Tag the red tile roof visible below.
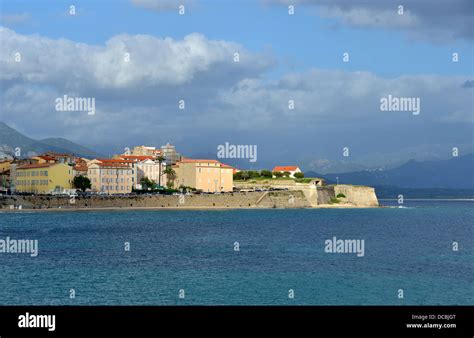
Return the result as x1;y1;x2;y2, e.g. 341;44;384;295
17;163;56;170
37;155;55;161
180;158;219;163
272;166;300;172
98;159;134;164
74;164;88;171
119;155;154;161
95;163;130;168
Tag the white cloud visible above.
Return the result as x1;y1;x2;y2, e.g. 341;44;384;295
0;28;471;166
0;27;270;92
268;0;474;42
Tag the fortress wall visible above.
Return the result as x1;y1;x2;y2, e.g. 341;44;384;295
334;185;379;207
314;186;336;205
0;185;379;210
0;191;310;210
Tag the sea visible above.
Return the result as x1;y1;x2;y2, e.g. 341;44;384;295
0;200;472;305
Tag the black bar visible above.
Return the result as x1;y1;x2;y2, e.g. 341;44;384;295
0;306;472;337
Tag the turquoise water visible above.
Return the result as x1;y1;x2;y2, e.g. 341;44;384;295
0;201;472;305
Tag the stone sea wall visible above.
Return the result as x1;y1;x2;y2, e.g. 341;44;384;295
0;185;378;210
334;185;379;207
0;190;311;210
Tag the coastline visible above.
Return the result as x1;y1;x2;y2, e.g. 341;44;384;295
1;188;380;211
0;204;379;212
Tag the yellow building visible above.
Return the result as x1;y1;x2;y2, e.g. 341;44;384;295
0;160;12;174
14;163;73;194
173;159;233;192
30;155;56;164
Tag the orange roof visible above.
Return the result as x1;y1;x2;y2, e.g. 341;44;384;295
98;159;134;164
96;163;130;168
17;163;56;169
119;155;154;161
74;164;88;171
272;166;300;172
180;158;219;163
220;163;233;168
38;155;55;161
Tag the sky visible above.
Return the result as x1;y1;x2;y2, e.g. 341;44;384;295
0;0;473;173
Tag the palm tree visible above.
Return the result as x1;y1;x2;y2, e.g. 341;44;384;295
164;166;176;189
156;155;165;188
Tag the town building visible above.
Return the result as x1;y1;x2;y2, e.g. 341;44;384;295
41;152;75;164
31;155;56;164
115;155;167;189
173;158;233;192
73;159;88;177
96;158;137;187
161;143;181;165
272;165;302;178
14;163;73;194
87;162;133;194
131;146;162;158
0;160;12;193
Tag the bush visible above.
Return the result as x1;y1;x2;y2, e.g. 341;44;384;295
294;172;304;179
273;171;283;178
234;171;250;180
282;171;291;177
329;197;340;204
336;193;346;198
73;175;91;192
295;178;312;183
260;170;272;178
247;170;260;179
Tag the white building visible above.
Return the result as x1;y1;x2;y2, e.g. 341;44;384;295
135;158;167;189
272;165;302;178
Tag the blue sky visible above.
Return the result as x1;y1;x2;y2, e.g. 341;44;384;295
0;0;473;172
3;0;473;76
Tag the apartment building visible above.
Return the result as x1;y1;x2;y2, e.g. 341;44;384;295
14;163;73;194
173;159;233;192
87;162;133;194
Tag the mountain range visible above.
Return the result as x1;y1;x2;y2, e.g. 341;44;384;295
306;154;474;190
1;122;472;191
0;122;103;159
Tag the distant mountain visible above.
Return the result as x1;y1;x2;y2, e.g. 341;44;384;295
0;122;103;159
305;154;474;189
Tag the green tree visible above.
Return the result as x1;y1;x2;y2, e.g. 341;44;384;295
73;175;91;192
273;171;283;178
156;155;165;188
140;176;155;190
294;172;304;179
164;167;176;188
233;171;243;180
240;171;249;181
247;170;260;179
260;170;272;178
282;171;291;177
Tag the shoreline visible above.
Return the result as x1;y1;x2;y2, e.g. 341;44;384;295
0;204;379;212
